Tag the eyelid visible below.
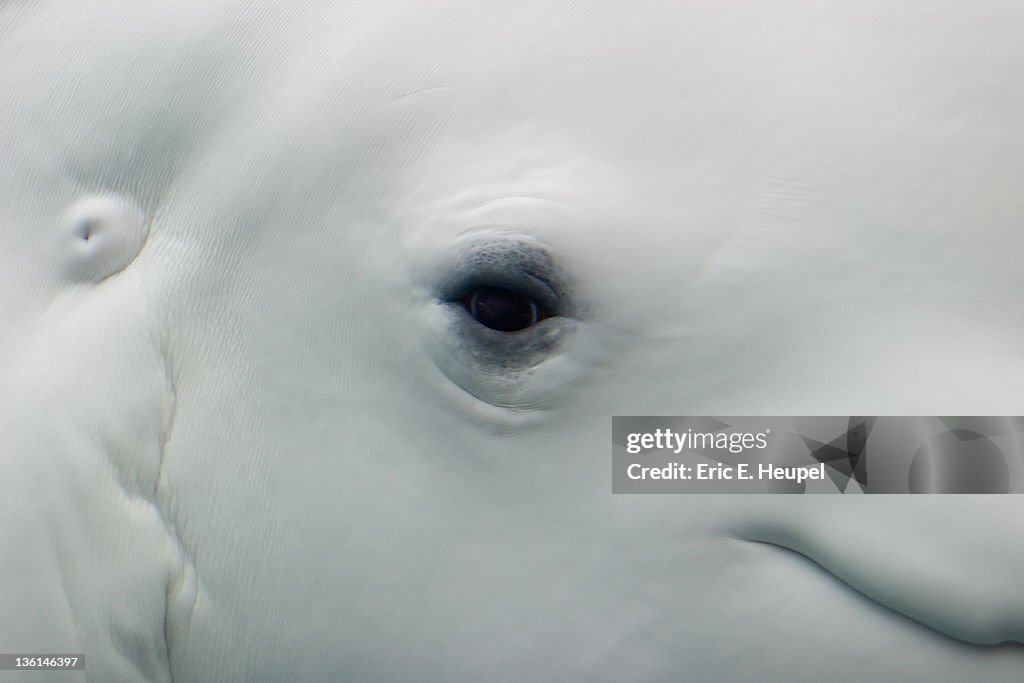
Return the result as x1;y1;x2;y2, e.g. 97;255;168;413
437;239;568;317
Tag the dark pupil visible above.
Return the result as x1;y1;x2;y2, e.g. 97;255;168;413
464;287;541;332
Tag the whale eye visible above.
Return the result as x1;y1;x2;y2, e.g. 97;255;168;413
463;287;548;332
428;238;582;405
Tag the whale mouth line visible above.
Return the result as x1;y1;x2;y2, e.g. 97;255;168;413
741;537;1024;650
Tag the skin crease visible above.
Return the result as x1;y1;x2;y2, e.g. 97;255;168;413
2;1;1024;681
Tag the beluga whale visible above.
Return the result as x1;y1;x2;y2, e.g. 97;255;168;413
2;1;1024;681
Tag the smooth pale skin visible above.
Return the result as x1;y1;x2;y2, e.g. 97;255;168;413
2;2;1024;681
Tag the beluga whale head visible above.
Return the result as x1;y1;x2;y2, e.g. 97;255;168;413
2;1;1024;681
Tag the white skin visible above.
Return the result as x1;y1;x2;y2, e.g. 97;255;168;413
2;1;1024;681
